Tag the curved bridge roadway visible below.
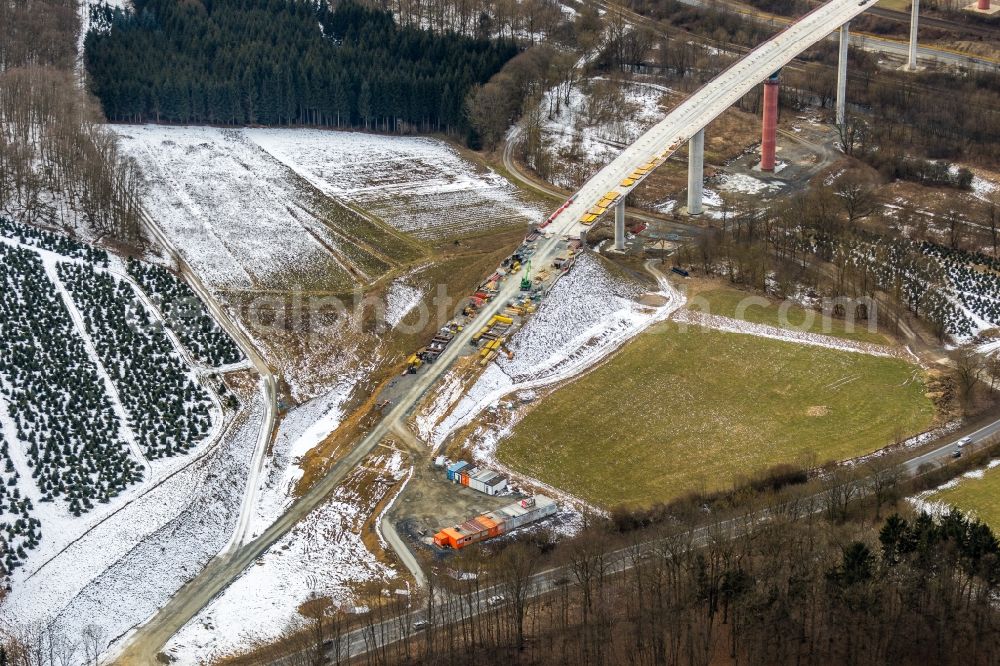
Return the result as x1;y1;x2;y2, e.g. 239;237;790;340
112;0;880;661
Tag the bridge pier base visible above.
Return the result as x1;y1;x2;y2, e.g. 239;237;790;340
907;0;919;70
614;199;626;250
760;74;779;172
836;21;849;127
687;128;705;215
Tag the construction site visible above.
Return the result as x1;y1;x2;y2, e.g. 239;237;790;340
404;225;582;376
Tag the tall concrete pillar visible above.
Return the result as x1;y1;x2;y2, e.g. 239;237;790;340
614;199;626;251
760;73;780;172
908;0;919;70
836;22;849;127
687;128;705;215
978;0;990;11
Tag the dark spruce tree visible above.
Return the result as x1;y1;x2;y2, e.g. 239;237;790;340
84;0;517;138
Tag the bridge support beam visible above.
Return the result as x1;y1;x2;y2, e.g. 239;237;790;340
614;199;626;251
978;0;990;11
760;75;779;172
687;128;705;215
907;0;919;70
836;22;849;127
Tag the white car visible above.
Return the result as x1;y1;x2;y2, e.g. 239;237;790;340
957;436;972;448
486;595;505;607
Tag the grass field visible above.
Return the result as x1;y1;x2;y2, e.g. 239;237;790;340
928;464;1000;529
497;323;934;508
692;287;891;345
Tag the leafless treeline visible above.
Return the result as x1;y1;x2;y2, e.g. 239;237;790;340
1;0;145;244
0;620;106;666
367;0;568;42
0;0;79;73
235;475;1000;666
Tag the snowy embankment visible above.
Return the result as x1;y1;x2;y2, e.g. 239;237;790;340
416;254;682;461
672;310;908;359
907;458;1000;519
249;381;356;537
385;278;426;329
165;448;406;664
244;128;546;240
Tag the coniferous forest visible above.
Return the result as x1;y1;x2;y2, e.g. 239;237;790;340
84;0;519;136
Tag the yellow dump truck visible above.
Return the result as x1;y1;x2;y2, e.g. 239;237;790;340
406;354;423;373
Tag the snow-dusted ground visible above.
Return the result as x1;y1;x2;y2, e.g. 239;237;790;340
385;278;426;329
114;125;362;292
672;310;908;359
165;448;406;664
416;254;681;452
543;80;670;190
245;128;546;239
717;172;784;196
908;458;1000;519
2;389;264;656
249;381;356;538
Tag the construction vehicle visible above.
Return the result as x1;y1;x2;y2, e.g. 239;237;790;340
406;354;423;373
520;261;532;291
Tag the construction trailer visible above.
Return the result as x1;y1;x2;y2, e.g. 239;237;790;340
446;460;470;481
432;496;558;549
447;461;509;496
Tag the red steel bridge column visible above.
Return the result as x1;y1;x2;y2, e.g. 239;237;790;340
978;0;990;11
760;72;780;172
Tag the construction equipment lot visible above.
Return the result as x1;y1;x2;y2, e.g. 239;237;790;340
385;460;520;561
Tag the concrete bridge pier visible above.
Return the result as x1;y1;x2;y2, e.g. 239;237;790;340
907;0;919;70
760;73;780;171
836;21;849;127
614;198;626;250
687;128;705;215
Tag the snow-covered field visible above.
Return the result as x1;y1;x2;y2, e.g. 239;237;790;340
245;128;546;240
114;125;365;292
165;447;406;664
